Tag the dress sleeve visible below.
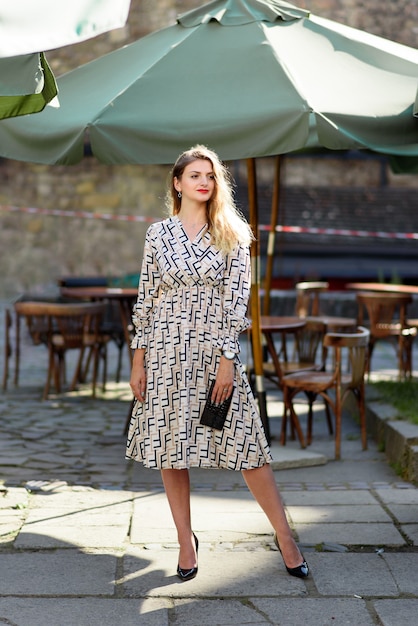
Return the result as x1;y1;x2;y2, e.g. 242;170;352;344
130;225;160;350
218;243;251;354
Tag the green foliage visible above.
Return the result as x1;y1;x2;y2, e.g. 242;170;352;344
369;380;418;425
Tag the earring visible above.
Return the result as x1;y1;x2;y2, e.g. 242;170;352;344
178;192;182;199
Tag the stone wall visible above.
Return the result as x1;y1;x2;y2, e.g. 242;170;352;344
1;0;417;297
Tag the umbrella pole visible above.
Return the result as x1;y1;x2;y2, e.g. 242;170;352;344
263;155;281;315
247;158;270;443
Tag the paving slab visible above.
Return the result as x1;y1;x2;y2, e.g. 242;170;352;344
282;490;380;505
287;504;392;523
383;503;418;523
172;598;271;625
382;553;418;595
400;523;418;544
374;599;418;626
305;553;399;597
375;487;418;504
251;598;376;626
0;552;118;596
269;442;327;469
296;521;406;546
0;598;170;626
131;491;273;544
14;524;129;548
277;458;399;483
123;548;307;598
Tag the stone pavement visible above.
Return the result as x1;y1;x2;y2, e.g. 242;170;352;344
1;303;418;625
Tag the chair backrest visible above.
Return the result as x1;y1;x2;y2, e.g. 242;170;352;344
294;319;327;365
47;302;106;349
324;326;370;387
14;301;106;348
295;281;329;317
356;292;412;334
14;300;53;345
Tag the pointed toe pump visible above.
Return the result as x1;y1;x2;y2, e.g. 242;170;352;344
274;533;309;579
177;533;199;582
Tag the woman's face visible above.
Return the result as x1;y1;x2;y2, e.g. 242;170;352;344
174;159;215;204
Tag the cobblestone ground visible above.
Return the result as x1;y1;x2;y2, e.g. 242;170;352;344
1;300;417;626
1;299;415;491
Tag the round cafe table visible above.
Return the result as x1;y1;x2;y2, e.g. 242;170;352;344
259;315;307;333
346;282;418;295
306;315;357;332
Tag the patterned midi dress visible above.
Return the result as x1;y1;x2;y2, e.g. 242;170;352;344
125;216;272;470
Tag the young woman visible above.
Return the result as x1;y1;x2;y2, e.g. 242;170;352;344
127;145;308;582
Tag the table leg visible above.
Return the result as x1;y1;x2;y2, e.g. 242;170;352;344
14;312;21;386
2;309;12;391
118;298;134;369
264;331;306;448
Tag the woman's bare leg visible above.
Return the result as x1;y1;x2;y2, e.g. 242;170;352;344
160;468;197;569
242;464;304;568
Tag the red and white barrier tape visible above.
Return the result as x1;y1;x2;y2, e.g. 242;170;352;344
0;204;157;223
262;224;418;240
1;204;418;240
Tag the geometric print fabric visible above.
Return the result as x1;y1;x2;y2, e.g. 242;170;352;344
125;216;272;470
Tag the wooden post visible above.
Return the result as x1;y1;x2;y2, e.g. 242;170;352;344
247;157;270;443
263;155;281;315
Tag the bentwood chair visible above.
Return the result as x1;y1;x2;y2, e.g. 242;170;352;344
281;327;369;459
14;300;51;387
356;292;417;379
14;301;108;399
263;319;327;381
295;281;329;317
261;319;330;446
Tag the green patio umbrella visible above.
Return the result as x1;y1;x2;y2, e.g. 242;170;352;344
0;0;131;120
0;53;58;120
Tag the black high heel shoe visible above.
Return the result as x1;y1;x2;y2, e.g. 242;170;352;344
274;533;309;579
177;533;199;582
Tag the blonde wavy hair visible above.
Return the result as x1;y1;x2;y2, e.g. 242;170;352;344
166;145;254;254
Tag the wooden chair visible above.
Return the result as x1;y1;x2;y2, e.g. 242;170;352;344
263;319;327;381
356;292;417;379
14;300;52;387
14;301;108;399
2;308;12;391
261;319;331;445
295;281;329;317
281;327;369;459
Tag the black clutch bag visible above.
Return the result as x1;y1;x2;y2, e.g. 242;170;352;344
200;380;233;430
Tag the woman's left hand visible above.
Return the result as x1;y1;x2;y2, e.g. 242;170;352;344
212;356;235;403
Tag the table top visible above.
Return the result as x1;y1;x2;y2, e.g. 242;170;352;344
61;286;138;299
258;316;306;332
306;315;357;329
346;282;418;295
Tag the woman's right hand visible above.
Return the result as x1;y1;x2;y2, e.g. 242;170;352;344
130;349;147;402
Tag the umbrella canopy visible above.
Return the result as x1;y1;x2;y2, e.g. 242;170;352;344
0;1;131;57
0;0;417;164
0;53;58;120
0;0;131;120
